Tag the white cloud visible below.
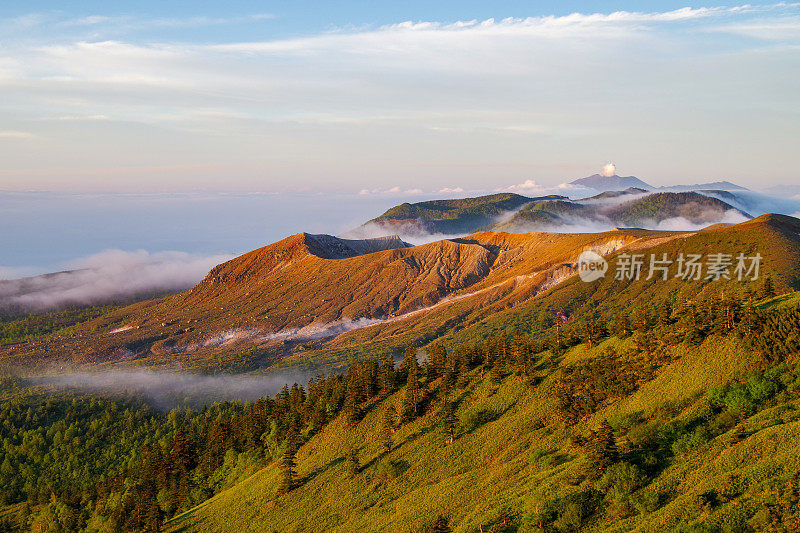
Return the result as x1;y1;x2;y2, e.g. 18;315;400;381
0;4;799;191
358;186;426;196
12;12;276;33
499;179;545;194
439;187;464;193
0;249;234;311
0;131;36;139
703;17;800;39
55;114;109;121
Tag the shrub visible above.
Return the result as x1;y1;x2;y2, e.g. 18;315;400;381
600;462;647;517
530;490;601;532
671;426;711;456
634;489;660;514
374;459;408;483
461;409;496;431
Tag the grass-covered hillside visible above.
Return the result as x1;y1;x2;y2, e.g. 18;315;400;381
362;189;750;236
364;193;563;235
165;292;800;532
493;192;749;233
0;218;798;531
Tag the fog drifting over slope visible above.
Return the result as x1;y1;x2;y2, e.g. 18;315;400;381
32;369;315;410
2;188;798;312
348;190;763;244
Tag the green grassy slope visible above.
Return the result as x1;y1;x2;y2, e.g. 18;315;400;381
365;193;562;234
167;298;800;532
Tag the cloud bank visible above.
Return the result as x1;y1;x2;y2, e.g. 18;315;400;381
0;249;234;313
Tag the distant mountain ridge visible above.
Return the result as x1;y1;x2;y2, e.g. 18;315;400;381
570;173;747;193
358;188;750;237
494;190;751;232
660;181;747;191
570;173;652;191
359;193;566;236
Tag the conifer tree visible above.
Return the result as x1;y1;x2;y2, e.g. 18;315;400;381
424;515;452;533
381;405;396;453
346;447;359;477
762;275;776;299
401;346;421;422
635;308;651;333
379;352;396;397
278;432;298;495
427;344;448;379
613;309;631;338
583;316;604;349
442;400;457;444
343;396;361;427
659;302;673;326
401;344;418;376
584;419;618;474
402;370;420;422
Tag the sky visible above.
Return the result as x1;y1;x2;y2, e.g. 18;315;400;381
0;190;400;272
0;1;798;194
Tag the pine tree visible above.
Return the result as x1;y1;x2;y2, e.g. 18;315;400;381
762;275;776;299
379;352;396;397
635;308;651;333
346;447;359;477
344;398;361;427
427;344;448;379
277;432;298;495
441;359;456;394
401;346;421;422
584;419;618;475
739;301;758;337
401;344;418;376
490;363;505;385
442;400;457;444
659;302;673;326
381;405;396;453
583;316;604;349
456;351;471;387
424;515;452;533
613;310;631;338
635;331;656;357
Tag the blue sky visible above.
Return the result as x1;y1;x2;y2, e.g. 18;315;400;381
0;2;751;39
0;1;799;194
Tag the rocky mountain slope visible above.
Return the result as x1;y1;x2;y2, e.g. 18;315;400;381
2;215;798;374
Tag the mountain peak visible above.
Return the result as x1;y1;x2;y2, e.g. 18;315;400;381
570;173;653;191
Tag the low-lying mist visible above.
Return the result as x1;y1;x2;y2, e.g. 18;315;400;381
31;369;316;410
344;221;466;245
0;249;235;313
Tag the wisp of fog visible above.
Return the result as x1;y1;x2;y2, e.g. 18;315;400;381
32;369;317;410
